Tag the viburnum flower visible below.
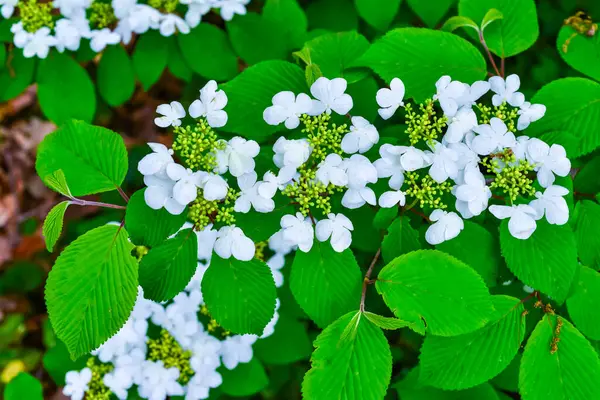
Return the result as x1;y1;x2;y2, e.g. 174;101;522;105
220;335;255;370
138;143;174;179
376;77;405;120
511;135;531;161
189;80;228;128
23;27;57;59
190;333;222;369
235;172;276;213
280;212;314;252
379;189;406;208
201;173;229;201
489;204;539;239
309;77;353;116
215;137;259;178
315;213;354;252
159;14;190;36
489;74;525;107
144;175;186;215
214;226;255;261
316;154;348;186
184;0;212;28
470;118;516;155
273;137;312;175
185;365;222;400
218;0;250;21
137;361;184;400
166;164;204;206
434;75;467;117
154;101;186;128
103;368;134;399
126;5;162;35
53;0;90;17
374;145;430;189
342;187;377;209
529;185;569;225
453;166;492;218
526;139;570;188
89;28;121;53
269;229;296;255
63;368;92;400
427;141;460;183
263;91;313;129
517;102;546;130
425;209;464;245
343;154;378;189
444;108;478;144
456;80;490;108
0;0;18;18
449;141;480;171
342;116;379;154
54;19;83;52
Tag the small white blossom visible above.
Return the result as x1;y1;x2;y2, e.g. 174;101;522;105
315;213;353;252
155;101;186;128
444;108;478;144
489;74;525;107
53;0;90;17
342;187;376;209
434;75;467;117
63;368;92;400
379;189;406;208
137;361;184;400
215;137;259;177
511;135;531;161
143;175;186;215
185;1;212;28
427;141;460;183
189;80;228;128
54;18;83;52
263;91;313;129
11;23;31;49
489;204;539;240
517;102;546;130
201;173;229;201
273;137;312;178
526;139;571;188
315;153;348;187
138;143;174;179
166;163;204;206
448;142;480;172
280;212;314;252
425;209;464;245
453;165;491;218
214;226;255;261
342;116;379;154
309;77;353;116
376;77;405;120
374;145;431;190
269;229;296;255
159;14;190;36
529;185;569;225
470;118;516;155
23;27;57;59
185;366;222;400
266;253;285;287
90;28;121;52
0;0;18;18
217;0;250;21
456;80;490;108
127;5;162;34
343;154;378;189
220;334;255;370
235;172;276;213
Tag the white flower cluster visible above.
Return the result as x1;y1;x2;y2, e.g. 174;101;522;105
374;74;570;242
4;0;250;58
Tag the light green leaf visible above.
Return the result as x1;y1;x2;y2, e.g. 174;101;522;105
305;63;323;87
4;373;43;400
499;220;577;303
220;358;269;396
44;169;71;197
566;265;600;340
36;120;128;196
0;49;36;102
557;25;600;82
573;200;600;269
305;0;358;32
527;78;600;158
409;0;458;28
353;28;487;102
125;189;187;248
441;15;480;33
363;312;425;334
290;241;362;328
263;0;308;50
355;0;401;30
481;8;504;31
37;52;96;124
375;250;494;336
178;24;238;81
139;229;198;302
419;295;525;390
302;311;392;400
221;60;307;141
46;225;138;359
436;221;500;287
396;369;501;400
459;0;539;57
202;256;277;335
254;314;312;365
132;31;168;90
97;45;135;106
381;216;421;264
227;12;288;65
519;315;600;400
43;201;70;253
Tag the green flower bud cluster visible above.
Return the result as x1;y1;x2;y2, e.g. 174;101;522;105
254;241;267;262
188;188;238;230
282;167;342;217
89;1;117;29
405;171;453;210
148;0;179;13
477;102;520;132
406;99;447;146
147;329;194;385
19;0;54;33
172;119;225;172
301;113;345;162
200;305;231;338
483;150;536;202
85;357;113;400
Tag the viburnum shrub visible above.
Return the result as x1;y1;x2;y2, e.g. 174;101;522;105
25;0;600;399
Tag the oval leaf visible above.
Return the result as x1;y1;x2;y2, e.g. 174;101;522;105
97;45;136;106
566;265;600;340
43;201;70;252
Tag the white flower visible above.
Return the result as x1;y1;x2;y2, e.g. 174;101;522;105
159;14;190;36
263;91;313;129
214;226;255;261
217;0;250;21
54;18;83;52
154;101;186;128
470;118;516;155
189;80;228;128
434;75;467;117
309;77;353;116
489;74;525;107
23;27;57;59
0;0;18;18
268;229;296;255
138;143;174;179
144;175;186;215
215;137;259;177
220;335;255;370
315;213;353;252
166;164;204;205
376;77;405;120
511;135;531;161
448;142;480;172
53;0;90;18
342;116;379;154
342;154;378;189
185;366;222;400
456;80;490;108
427;141;460;183
379;190;406;208
190;332;222;369
526;139;570;188
90;28;121;52
127;5;162;34
280;212;314;252
453;165;491;218
517;102;546;130
235;172;276;213
489;204;539;239
195;224;218;261
267;253;285;287
138;361;184;400
112;0;136;19
273;137;312;176
444;108;477;144
529;185;569;225
315;154;348;186
63;368;92;400
11;23;31;49
103;368;134;400
185;1;212;28
342;187;376;209
201;173;229;201
425;209;464;245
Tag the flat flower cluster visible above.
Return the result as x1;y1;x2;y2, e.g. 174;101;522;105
2;0;250;58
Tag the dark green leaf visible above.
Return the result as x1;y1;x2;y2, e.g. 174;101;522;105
132;31;169;90
573;200;600;269
4;373;42;400
254;314;312;365
566;265;600;340
220;358;269;396
97;45;135;106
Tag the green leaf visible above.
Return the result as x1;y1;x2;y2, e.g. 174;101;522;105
44;169;72;197
527;78;600;158
302;311;392;400
419;295;525;390
46;225;138;359
167;37;192;82
36;120;128;196
306;0;358;32
202;256;277;335
409;0;458;28
43;340;87;386
0;49;36;102
574;155;600;195
381;216;421;264
353;28;487;102
227;12;288;65
396;369;502;400
499;220;577;303
132;31;168;90
481;8;504;31
43;201;70;252
436;221;500;287
178;24;238;81
290;241;362;328
4;373;43;400
491;352;521;392
97;45;136;106
355;0;401;30
573;200;600;269
557;25;600;82
566;265;600;340
263;0;308;50
139;228;198;302
373;207;398;231
458;0;539;57
37;52;96;124
363;312;425;334
375;250;494;336
519;315;600;400
254;314;312;365
220;358;269;396
235;198;294;242
125;189;187;247
221;60;306;141
441;15;480;33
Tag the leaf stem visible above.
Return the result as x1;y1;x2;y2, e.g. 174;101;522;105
359;248;381;313
117;187;130;203
478;30;502;77
70;198;126;210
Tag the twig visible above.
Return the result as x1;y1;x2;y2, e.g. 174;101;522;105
478;31;502;77
501;56;505;77
117;187;130;203
69;198;126;210
359;248;381;312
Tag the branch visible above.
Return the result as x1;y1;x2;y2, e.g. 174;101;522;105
117;187;130;203
359;248;381;313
